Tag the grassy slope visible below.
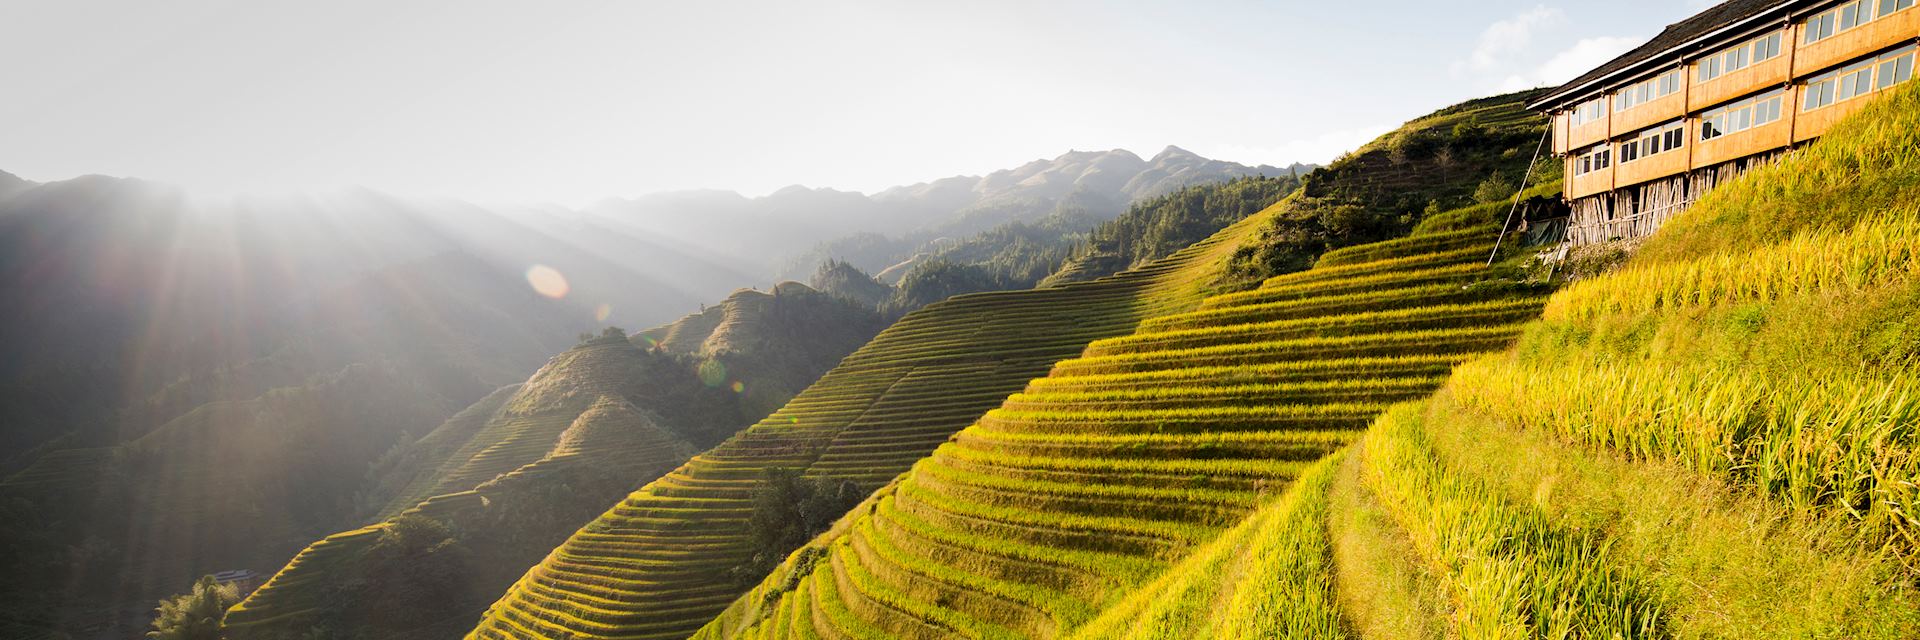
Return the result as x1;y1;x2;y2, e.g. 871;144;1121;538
696;216;1548;639
223;339;699;636
463;200;1272;640
1220;89;1551;288
1072;82;1920;639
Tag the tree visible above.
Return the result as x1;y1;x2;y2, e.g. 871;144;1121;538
147;575;241;640
730;468;863;586
1473;172;1517;205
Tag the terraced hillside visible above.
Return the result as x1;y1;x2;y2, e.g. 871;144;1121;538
464;200;1277;640
1054;82;1920;639
634;282;891;427
691;222;1549;639
224;338;700;638
226;282;881;638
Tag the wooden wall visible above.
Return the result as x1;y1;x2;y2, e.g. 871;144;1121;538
1567;158;1615;200
1794;7;1920;76
1696;114;1794;167
1690;29;1795;110
1617;88;1687;132
1617;143;1691;186
1795;90;1880;141
1568;112;1610;150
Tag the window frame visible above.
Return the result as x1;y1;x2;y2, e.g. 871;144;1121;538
1572;97;1609;126
1801;45;1918;112
1615;69;1685;112
1616;121;1686;165
1802;0;1910;45
1697;30;1786;83
1572;145;1613;176
1700;89;1786;141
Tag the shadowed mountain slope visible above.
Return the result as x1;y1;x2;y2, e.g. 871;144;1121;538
221;284;883;639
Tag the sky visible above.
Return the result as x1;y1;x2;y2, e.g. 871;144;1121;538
0;0;1716;205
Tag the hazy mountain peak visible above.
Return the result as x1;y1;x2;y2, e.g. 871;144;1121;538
0;170;28;200
1151;145;1200;162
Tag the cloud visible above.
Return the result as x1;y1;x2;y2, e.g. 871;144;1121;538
1454;6;1566;76
1505;36;1643;90
1205;123;1399;166
1454;6;1643;93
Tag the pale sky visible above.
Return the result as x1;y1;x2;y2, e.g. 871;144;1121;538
1;0;1710;205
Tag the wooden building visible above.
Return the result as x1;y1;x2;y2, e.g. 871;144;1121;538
1531;0;1917;245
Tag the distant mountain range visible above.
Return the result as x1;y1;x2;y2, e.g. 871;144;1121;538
582;146;1312;281
0;146;1303;636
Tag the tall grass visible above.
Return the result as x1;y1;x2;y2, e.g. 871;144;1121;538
1356;404;1665;638
1450;356;1920;547
1545;213;1920;322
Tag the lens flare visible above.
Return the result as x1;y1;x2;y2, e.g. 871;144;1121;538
730;381;745;393
594;303;612;322
525;265;569;299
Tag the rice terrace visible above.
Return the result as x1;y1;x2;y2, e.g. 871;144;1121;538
2;0;1918;638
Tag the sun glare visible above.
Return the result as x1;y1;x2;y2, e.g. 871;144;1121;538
525;264;569;299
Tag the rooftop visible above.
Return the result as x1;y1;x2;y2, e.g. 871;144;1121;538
1529;0;1796;110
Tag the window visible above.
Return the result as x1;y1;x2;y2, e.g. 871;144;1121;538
1698;31;1785;82
1804;75;1838;110
1572;97;1608;125
1805;12;1836;43
1838;62;1876;100
1840;0;1870;30
1802;46;1917;111
1617;121;1686;164
1803;0;1908;44
1879;50;1916;89
1701;90;1785;140
1573;146;1612;176
1615;69;1685;111
1754;33;1782;61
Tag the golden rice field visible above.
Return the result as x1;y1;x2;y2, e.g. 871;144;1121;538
686;221;1548;640
461;205;1276;640
1047;80;1920;640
